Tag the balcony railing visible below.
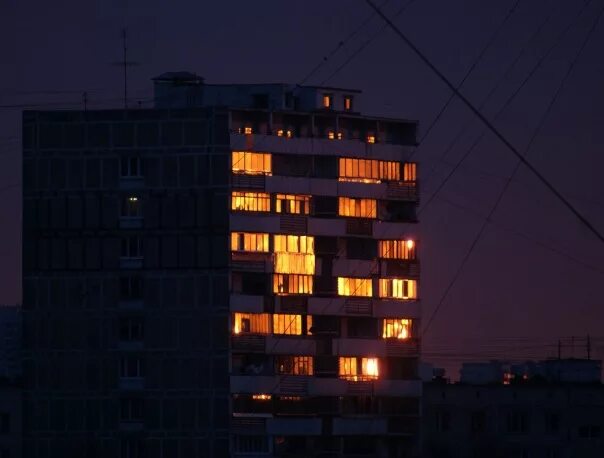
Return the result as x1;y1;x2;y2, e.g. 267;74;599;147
386;181;419;201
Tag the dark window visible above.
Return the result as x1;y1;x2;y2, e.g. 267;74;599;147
120;156;142;177
341;396;376;415
507;411;529;434
121;236;142;258
343;436;375;454
545;412;560;434
0;413;9;434
272;154;312;176
314;236;338;255
579;425;601;439
346;237;376;260
380;200;417;222
436;410;450;432
313;155;337;178
347;317;377;338
120;398;144;421
313;196;338;217
120;356;144;378
232;272;267;295
119;317;144;342
471;411;486;433
252;94;269;109
234;435;269;453
119;276;142;300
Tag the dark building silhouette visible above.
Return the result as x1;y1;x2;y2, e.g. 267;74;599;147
423;359;604;458
22;73;421;457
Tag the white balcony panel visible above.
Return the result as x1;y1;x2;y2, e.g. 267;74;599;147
120;258;143;269
265;176;337;196
373;221;419;239
230;134;415;162
119;217;144;229
332;259;375;277
118;299;144;310
266;418;322;436
307;297;347;316
374;379;422;397
119;377;145;391
231;375;277;394
373;300;421;319
230;294;265;313
230;214;280;233
333;417;387;435
337;181;388;200
308;378;348;396
333;338;386;357
265;336;316;355
307;218;346;237
119;177;144;190
266;176;387;200
118;341;143;351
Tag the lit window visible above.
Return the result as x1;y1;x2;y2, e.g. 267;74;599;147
121;156;142;177
382;319;412;339
231;232;270;252
275;194;310;215
122;196;141;217
277;129;284;137
403;162;417;182
233;312;270;334
286;130;293;138
339;357;379;381
121;236;142;258
344;95;353;111
337;277;372;297
379;240;416;260
277;356;314;375
272;314;312;335
252;394;272;401
367;135;376;144
244;126;253;135
274;253;315;274
323;94;333;109
273;235;314;254
231;191;271;212
339;158;400;183
328;131;335;140
379;279;418;300
338;197;377;218
273;274;313;295
232;151;272;175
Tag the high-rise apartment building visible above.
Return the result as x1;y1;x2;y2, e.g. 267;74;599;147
22;72;421;457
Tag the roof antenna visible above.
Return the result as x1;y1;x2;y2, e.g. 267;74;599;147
112;28;140;109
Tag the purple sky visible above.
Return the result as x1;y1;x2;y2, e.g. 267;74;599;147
3;0;604;378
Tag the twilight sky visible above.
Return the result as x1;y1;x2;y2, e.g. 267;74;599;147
2;0;604;377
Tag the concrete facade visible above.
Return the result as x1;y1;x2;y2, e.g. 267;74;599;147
23;74;421;457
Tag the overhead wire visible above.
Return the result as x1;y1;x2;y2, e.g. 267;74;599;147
365;0;604;244
421;1;604;337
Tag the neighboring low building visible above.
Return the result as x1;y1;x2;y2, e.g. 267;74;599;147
423;359;604;458
0;306;22;458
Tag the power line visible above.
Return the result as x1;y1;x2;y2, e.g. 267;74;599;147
365;0;604;244
411;0;523;151
418;0;560;186
421;1;604;337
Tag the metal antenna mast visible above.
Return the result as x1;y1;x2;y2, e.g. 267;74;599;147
112;28;139;109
